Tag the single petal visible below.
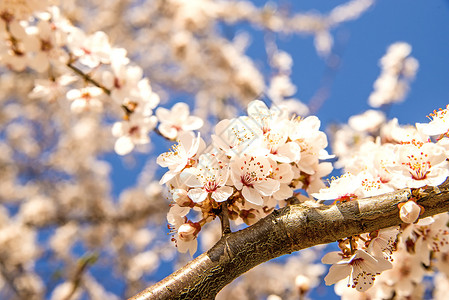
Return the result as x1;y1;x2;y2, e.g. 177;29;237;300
156;107;171;121
180;169;202;187
253;178;280;196
187;188;208;203
272;184;293;200
115;136;134;155
182;116;204;131
172;102;190;120
242;186;263;206
158;124;178;140
324;264;351;286
275;142;301;163
212;186;233;202
322;251;344;264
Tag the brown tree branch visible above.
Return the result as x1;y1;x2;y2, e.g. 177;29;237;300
129;180;449;300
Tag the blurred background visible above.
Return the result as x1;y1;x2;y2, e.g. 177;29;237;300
0;0;448;299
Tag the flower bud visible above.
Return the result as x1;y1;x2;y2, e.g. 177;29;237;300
178;222;200;242
399;200;421;224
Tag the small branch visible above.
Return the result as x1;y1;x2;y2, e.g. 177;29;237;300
129;179;449;300
62;253;98;300
218;203;231;236
66;62;111;95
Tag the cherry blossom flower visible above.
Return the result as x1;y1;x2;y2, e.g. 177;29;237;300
261;121;301;163
391;140;448;188
230;154;280;206
416;105;449;137
269;160;294;200
27;19;68;72
348;110;386;133
68;29;111;68
157;132;205;184
247;99;284;134
156;102;204;140
368;42;418;108
366;227;399;261
66;86;104;113
166;205;198;256
181;153;233;203
112;114;157;156
211;117;262;158
377;248;425;298
409;213;449;266
312;172;361;201
28;75;77;101
301;162;333;194
102;60;143;104
322;249;392;292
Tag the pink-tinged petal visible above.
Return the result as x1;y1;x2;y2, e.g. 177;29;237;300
272;184;293;200
180;169;202;187
158;123;178;140
253;178;280;196
273;163;294;183
167;213;184;227
177;239;197;257
242;186;263;206
247;100;269;118
182;116;204;131
349;268;374;292
230;166;243;190
276;142;301;163
178;132;196;153
167;205;190;222
115;136;134;155
415;237;430;266
322;251;344;264
353;250;379;266
155;106;170;120
416;217;434;226
212;186;233;202
215;166;230;186
376;257;393;271
171;102;190;120
188;188;208;203
324;264;351;286
159;170;177;185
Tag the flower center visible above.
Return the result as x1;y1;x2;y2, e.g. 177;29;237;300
241;173;255;187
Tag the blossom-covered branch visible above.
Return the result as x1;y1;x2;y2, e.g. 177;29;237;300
131;179;449;300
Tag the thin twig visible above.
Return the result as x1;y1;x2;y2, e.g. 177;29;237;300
66;62;111;95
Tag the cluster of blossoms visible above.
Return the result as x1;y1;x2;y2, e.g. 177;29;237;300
312;104;449;294
368;42;419;108
158;99;333;255
158;95;449;295
0;3;203;156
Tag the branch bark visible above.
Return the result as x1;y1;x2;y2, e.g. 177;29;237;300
129;180;449;300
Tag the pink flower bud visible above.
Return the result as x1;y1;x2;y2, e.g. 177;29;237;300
399;200;421;224
178;222;200;242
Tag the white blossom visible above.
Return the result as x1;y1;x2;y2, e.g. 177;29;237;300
156;102;203;140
